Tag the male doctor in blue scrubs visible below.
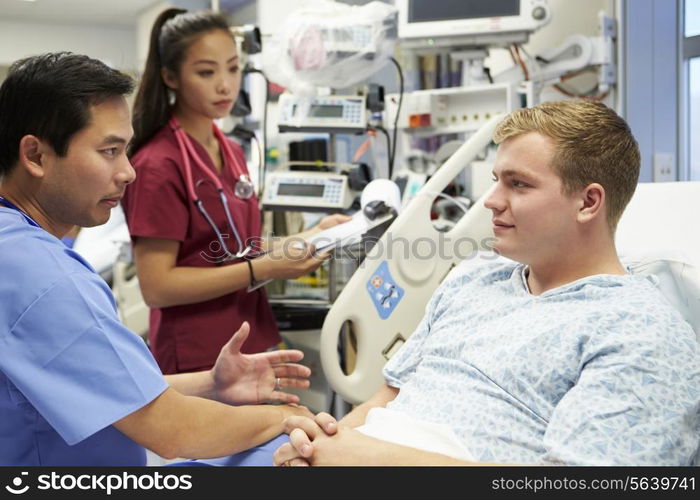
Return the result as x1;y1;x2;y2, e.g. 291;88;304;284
0;52;311;466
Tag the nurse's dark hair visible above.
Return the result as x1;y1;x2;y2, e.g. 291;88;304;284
130;8;232;155
0;52;133;177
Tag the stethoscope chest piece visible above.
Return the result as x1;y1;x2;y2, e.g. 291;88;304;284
234;174;255;200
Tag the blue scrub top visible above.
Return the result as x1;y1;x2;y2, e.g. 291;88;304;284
0;208;168;465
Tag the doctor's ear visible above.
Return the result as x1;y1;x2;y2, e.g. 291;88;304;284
576;183;605;224
17;135;49;178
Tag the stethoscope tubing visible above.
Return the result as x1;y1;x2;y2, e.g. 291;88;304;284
169;117;252;259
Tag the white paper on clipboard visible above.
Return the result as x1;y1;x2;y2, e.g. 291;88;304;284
248;212;393;293
303;211;393;252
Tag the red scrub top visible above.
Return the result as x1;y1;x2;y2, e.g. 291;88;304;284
122;124;280;374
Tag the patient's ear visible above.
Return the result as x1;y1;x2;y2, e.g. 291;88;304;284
577;183;605;224
17;135;48;178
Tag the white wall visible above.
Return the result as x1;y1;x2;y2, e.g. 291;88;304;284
0;18;137;70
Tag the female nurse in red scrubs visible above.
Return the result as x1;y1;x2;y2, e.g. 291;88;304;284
124;8;347;374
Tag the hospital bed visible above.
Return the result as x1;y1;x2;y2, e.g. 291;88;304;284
320;117;700;421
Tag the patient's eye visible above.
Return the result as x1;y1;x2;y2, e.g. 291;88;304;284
512;180;528;188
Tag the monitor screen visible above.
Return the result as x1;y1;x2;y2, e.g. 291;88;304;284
309;104;344;118
277;183;326;197
408;0;520;23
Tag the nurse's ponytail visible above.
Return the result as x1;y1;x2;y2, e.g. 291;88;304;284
130;8;232;155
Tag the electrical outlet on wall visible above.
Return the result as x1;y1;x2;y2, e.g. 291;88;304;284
653;153;676;182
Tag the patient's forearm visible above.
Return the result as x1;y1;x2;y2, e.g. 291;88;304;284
365;440;510;466
365;441;478;466
338;402;374;428
339;384;399;428
310;427;485;466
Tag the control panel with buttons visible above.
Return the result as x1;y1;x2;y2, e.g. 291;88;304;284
262;171;354;212
366;261;404;320
278;94;368;134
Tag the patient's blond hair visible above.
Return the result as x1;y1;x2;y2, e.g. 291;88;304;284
493;100;640;231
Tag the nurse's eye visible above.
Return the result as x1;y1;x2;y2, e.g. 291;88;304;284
198;70;214;77
229;65;239;74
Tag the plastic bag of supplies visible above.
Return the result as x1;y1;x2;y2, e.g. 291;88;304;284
264;0;397;96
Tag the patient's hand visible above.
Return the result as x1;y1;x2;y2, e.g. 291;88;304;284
275;420;388;466
274;413;338;466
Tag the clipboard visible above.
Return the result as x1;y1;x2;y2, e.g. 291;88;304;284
247;211;393;292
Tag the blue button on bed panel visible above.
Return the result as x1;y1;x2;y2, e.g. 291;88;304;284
366;260;404;320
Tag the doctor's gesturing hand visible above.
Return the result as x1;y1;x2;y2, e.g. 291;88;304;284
211;321;311;405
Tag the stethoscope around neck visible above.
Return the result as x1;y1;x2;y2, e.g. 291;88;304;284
169;116;255;260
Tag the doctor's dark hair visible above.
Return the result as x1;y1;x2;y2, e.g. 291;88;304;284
130;8;233;155
0;52;134;177
493;100;641;232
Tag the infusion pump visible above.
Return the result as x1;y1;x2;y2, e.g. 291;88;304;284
278;94;368;134
262;170;355;212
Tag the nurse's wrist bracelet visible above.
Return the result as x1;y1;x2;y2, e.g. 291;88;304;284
246;259;260;287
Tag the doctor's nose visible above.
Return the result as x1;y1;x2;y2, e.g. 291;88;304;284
116;157;136;185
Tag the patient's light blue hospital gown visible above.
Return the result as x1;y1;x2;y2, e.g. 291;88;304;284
383;257;700;465
0;208;168;465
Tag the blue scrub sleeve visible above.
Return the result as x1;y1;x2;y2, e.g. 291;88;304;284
0;272;168;445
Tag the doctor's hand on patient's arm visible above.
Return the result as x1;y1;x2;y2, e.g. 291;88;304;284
115;388;314;460
210;321;311;405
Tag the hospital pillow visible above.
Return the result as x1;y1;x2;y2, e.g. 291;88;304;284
615;182;700;342
620;249;700;342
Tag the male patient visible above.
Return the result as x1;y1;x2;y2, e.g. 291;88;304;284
274;100;700;466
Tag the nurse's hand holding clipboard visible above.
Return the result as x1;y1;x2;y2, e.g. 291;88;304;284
211;321;311;405
249;213;352;284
